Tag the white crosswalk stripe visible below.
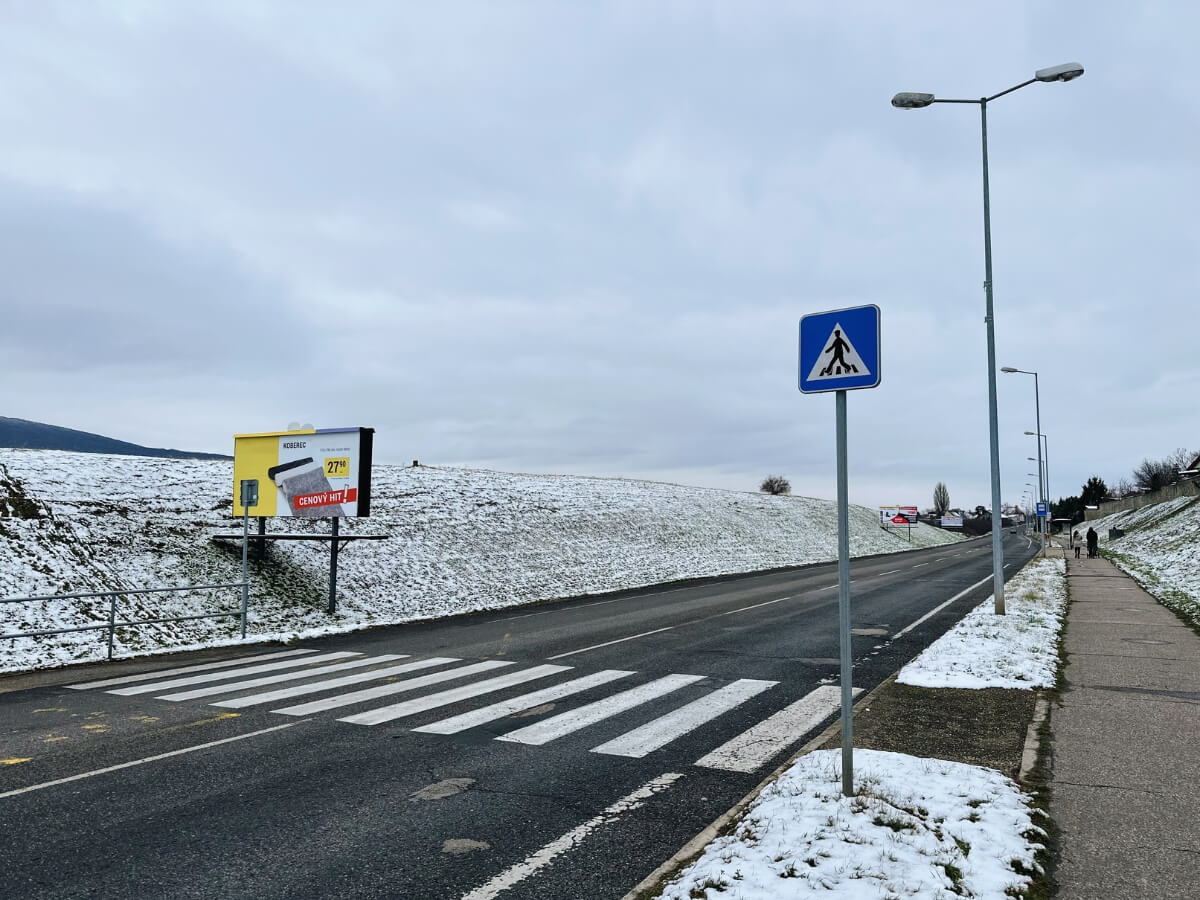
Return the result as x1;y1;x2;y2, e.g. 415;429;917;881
157;655;408;701
693;684;862;772
272;660;514;716
413;669;635;735
496;673;706;746
590;678;777;759
70;648;856;773
212;657;460;708
338;664;572;726
66;649;320;690
108;652;363;696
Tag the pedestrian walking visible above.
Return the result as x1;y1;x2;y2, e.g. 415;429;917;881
1073;529;1082;559
1086;526;1098;558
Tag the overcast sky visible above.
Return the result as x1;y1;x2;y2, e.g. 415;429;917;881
2;1;1196;509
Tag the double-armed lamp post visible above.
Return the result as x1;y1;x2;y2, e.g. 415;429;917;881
893;63;1083;614
1003;366;1047;556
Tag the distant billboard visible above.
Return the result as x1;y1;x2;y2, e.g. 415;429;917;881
941;516;964;529
233;427;374;517
880;506;918;526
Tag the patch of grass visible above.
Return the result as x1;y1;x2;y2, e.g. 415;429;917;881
688;876;729;897
940;861;965;893
953;837;971;857
873;815;915;833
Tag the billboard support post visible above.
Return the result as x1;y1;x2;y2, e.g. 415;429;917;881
328;517;340;615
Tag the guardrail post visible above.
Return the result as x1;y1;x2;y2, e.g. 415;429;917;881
107;594;117;659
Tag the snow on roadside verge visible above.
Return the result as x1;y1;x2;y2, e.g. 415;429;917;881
657;555;1067;899
660;749;1045;900
897;556;1067;690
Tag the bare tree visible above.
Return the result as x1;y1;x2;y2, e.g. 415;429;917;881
760;475;791;495
1133;448;1196;492
932;482;950;516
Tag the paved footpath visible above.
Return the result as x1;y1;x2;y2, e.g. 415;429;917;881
1051;554;1200;898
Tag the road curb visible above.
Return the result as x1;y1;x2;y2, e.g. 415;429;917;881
623;673;900;900
1018;692;1051;783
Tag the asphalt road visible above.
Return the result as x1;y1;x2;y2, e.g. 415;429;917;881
0;531;1037;899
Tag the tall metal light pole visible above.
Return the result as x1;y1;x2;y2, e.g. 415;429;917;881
1027;430;1050;543
1003;367;1046;556
893;63;1083;614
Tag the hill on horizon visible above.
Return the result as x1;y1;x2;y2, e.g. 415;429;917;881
0;417;230;460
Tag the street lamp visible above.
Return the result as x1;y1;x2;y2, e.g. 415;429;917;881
1004;366;1047;556
894;63;1083;615
1025;430;1050;526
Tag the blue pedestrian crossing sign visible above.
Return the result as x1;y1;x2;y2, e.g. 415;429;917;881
798;304;881;393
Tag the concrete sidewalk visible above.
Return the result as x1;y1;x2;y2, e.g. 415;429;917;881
1050;554;1200;898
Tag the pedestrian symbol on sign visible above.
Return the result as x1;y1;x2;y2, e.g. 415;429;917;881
805;323;871;383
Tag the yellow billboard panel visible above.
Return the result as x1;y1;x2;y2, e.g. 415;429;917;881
232;427;374;517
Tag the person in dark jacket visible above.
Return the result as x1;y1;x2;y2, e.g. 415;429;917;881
1086;526;1098;558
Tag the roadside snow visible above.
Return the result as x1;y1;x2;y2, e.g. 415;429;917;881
897;556;1067;689
660;749;1045;900
659;554;1067;899
0;449;962;672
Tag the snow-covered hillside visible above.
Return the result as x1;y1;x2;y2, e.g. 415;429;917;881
0;449;962;672
1081;494;1200;625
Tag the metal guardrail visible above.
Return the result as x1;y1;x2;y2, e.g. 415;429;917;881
1;582;248;660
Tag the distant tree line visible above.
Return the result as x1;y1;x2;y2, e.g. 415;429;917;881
1050;446;1196;526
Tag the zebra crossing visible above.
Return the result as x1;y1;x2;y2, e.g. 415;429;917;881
67;648;857;773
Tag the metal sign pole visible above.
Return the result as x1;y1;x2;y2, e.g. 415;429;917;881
799;303;879;799
835;389;854;796
241;506;250;638
238;479;258;640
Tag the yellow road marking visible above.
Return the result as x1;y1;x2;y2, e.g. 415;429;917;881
2;758;32;765
42;736;68;743
130;715;161;723
82;724;109;733
187;713;241;727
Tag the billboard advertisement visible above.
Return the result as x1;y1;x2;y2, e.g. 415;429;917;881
232;427;374;517
879;506;919;526
941;516;964;529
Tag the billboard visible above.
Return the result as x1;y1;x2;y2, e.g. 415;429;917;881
233;427;374;517
941;516;964;529
879;506;918;526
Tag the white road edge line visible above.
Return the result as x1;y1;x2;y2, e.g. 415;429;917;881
892;573;994;640
721;596;789;616
0;721;306;800
460;772;683;900
546;626;674;660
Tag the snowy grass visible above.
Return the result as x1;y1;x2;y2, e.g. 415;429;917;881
0;449;962;672
660;749;1045;900
1079;495;1200;627
897;557;1068;690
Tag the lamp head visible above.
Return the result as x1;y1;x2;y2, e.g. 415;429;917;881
1000;367;1018;373
1035;62;1085;83
891;92;935;109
